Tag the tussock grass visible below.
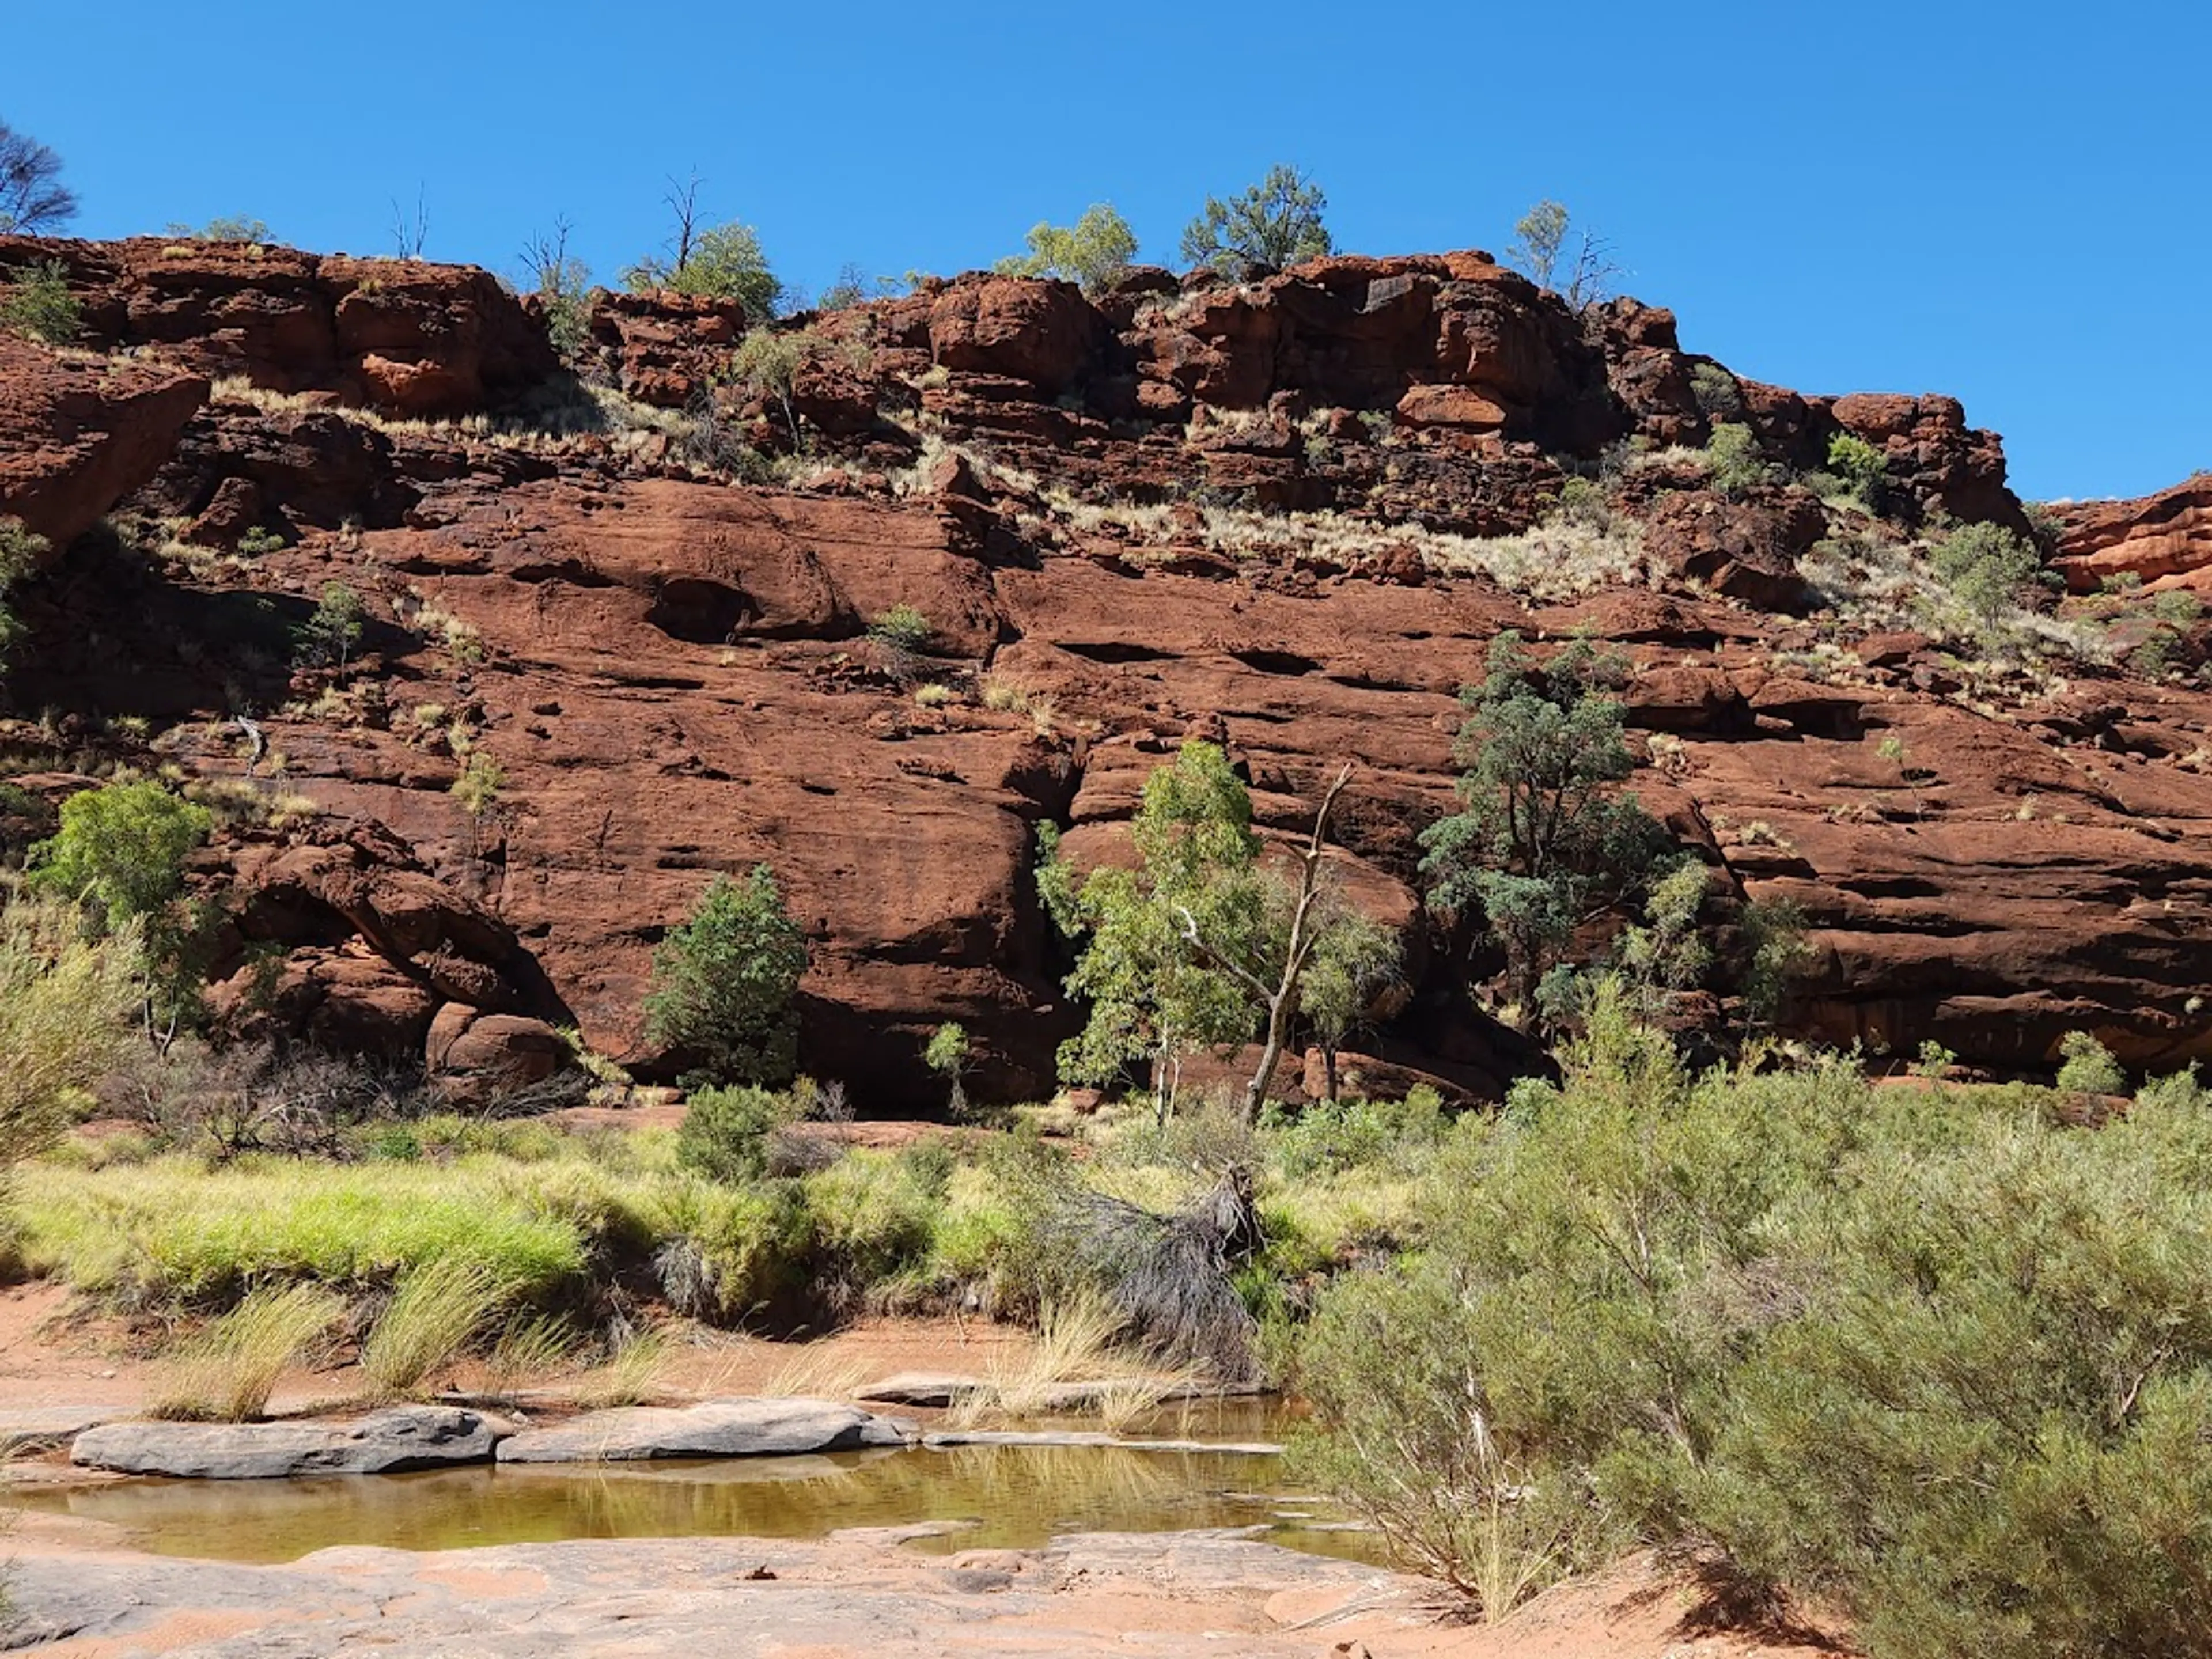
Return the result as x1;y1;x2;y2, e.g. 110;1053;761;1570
949;1293;1128;1426
361;1259;509;1399
759;1347;873;1400
575;1325;672;1410
478;1314;584;1399
14;1159;588;1305
148;1283;345;1422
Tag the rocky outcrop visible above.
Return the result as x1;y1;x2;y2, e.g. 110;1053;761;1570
2054;475;2212;593
494;1399;911;1463
0;237;555;419
0;336;207;549
71;1406;507;1478
6;238;2208;1096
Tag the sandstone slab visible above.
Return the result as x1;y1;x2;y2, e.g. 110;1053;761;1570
71;1406;506;1478
494;1397;912;1464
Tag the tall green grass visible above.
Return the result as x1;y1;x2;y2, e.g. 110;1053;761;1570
361;1259;509;1398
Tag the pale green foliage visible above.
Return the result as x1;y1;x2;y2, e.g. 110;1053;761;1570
625;222;781;319
1504;199;1620;312
518;221;594;363
449;751;503;817
924;1021;969;1076
645;866;807;1086
1619;858;1713;1003
1180;164;1331;276
727;325;820;445
168;217;272;244
28;779;211;931
294;581;365;669
996;203;1138;295
1055;742;1266;1097
1929;520;2047;635
1297;906;1402;1073
1825;431;1888;509
0;257;81;344
866;603;931;653
149;1282;344;1421
361;1257;507;1398
1737;895;1811;1032
1704;421;1776;498
2055;1028;2126;1095
1300;990;2212;1655
0;897;146;1169
1418;634;1666;1011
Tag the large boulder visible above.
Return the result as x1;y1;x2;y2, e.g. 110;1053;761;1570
2054;475;2212;594
0;336;207;550
71;1407;505;1478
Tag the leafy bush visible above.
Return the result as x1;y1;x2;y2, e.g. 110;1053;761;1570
1825;431;1889;510
1297;985;2212;1653
674;1085;793;1184
1688;362;1743;418
1703;421;1775;498
644;866;807;1086
28;779;211;933
1180;164;1331;276
450;749;503;817
997;203;1138;295
1929;520;2047;634
294;581;365;669
0;516;47;666
0;257;81;344
624;222;781;319
866;603;932;653
2055;1028;2126;1094
0;898;145;1171
168;217;272;244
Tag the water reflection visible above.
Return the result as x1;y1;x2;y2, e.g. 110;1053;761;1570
22;1444;1379;1567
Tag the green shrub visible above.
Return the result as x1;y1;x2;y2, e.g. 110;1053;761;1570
804;1150;938;1286
1704;421;1775;498
0;897;146;1170
1296;984;2212;1653
1929;520;2047;635
28;779;211;933
996;203;1138;295
294;581;365;669
0;516;47;668
450;750;503;817
1687;362;1742;418
866;603;932;653
1825;431;1888;510
645;867;807;1087
1180;164;1331;276
2055;1028;2126;1095
674;1085;793;1184
0;258;81;344
168;217;272;245
624;222;781;319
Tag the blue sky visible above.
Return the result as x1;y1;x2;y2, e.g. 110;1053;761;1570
5;1;2202;501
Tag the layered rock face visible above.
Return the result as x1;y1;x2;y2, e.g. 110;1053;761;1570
2055;475;2212;594
2;240;2207;1104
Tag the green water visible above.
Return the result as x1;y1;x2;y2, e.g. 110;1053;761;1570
22;1442;1380;1566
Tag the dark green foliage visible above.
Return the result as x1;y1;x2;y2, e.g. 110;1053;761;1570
1688;362;1743;418
294;582;365;669
1180;164;1331;276
518;221;594;364
1418;634;1668;1013
644;867;807;1087
673;1085;793;1184
1297;990;2212;1652
0;515;46;666
0;257;81;344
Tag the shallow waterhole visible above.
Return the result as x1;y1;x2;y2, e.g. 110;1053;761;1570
20;1414;1379;1568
